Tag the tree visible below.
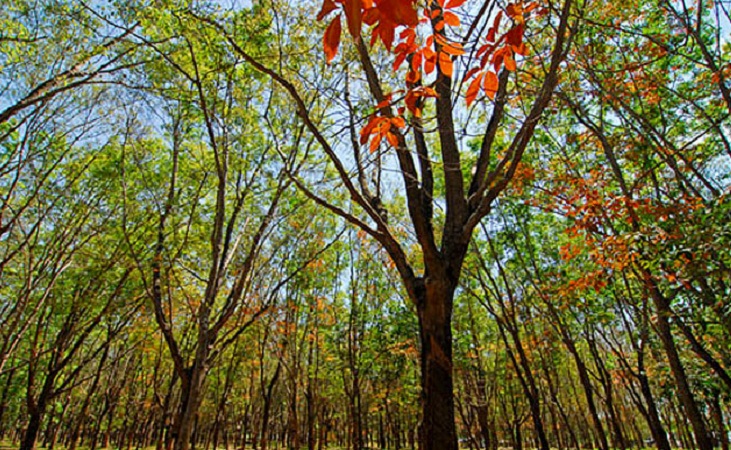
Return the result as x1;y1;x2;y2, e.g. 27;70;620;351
197;0;575;446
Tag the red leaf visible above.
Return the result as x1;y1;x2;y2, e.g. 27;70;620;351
411;51;423;72
376;93;393;109
487;26;497;43
524;2;538;14
506;3;522;18
317;0;338;21
405;91;420;116
344;0;363;36
505;23;524;47
379;22;395;50
360;115;378;145
363;7;380;24
463;66;481;81
465;72;484;106
406;69;421;83
323;16;342;63
492;46;508;72
378;0;418;27
444;0;468;9
393;51;408;70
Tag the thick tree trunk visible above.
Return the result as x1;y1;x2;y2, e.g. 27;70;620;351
416;279;457;450
174;363;207;450
20;405;43;450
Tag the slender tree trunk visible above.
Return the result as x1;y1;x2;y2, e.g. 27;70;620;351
260;362;281;450
69;345;109;450
647;282;714;450
711;391;729;450
0;365;17;439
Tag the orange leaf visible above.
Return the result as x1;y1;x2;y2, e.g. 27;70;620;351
512;41;528;56
434;19;445;31
441;42;465;56
504;52;516;71
405;91;420;116
344;0;363;36
360;115;379;145
411;51;422;72
438;51;453;77
506;3;522;18
406;69;421;83
386;131;399;147
317;0;338;21
391;116;406;128
424;54;436;74
370;133;382;152
483;71;498;98
443;11;460;26
465;72;484;106
323;16;342;63
376;93;393;109
421;87;438;97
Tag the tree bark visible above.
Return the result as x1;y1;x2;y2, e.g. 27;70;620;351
647;281;714;450
416;278;457;450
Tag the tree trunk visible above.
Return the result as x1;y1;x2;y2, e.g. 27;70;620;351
20;405;43;450
647;282;714;450
0;365;17;439
69;345;109;450
711;390;729;450
260;362;281;450
174;363;207;450
416;279;457;450
637;371;672;450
